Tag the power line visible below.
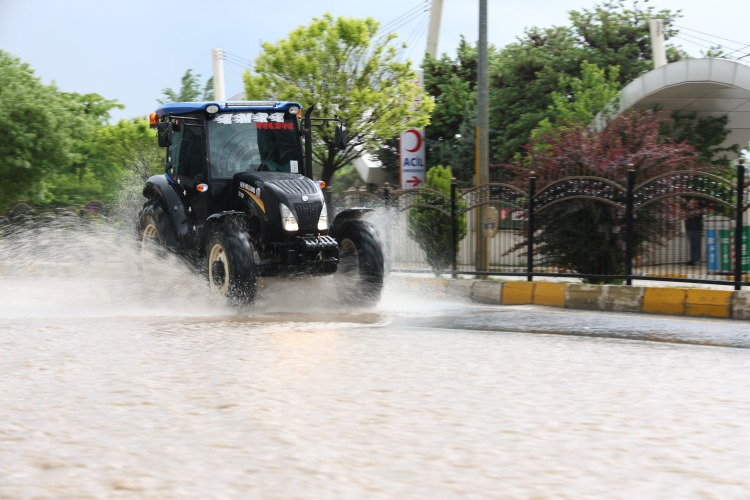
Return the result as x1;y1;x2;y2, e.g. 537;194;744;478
375;0;431;63
672;24;750;60
377;1;428;37
382;9;429;38
401;12;430;61
673;25;748;49
214;0;431;78
221;50;253;68
672;34;724;52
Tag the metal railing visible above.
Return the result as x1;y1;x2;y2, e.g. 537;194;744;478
336;160;750;290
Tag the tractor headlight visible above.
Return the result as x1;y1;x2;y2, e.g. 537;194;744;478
280;203;298;232
318;201;328;231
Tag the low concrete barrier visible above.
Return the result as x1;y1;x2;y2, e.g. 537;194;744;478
445;279;750;320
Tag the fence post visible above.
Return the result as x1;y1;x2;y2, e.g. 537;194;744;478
451;178;458;278
527;172;536;281
734;159;745;290
625;164;635;286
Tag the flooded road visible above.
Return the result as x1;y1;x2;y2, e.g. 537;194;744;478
1;224;750;498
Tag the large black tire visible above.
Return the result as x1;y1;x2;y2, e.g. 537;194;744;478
206;225;257;306
334;220;385;307
138;202;177;261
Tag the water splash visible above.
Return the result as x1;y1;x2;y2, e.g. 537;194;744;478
0;216;227;319
0;203;466;320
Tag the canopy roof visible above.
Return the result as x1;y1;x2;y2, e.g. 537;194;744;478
620;58;750;157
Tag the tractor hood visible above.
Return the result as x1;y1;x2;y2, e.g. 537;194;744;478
234;172;325;233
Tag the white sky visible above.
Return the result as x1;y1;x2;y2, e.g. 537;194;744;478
1;0;748;122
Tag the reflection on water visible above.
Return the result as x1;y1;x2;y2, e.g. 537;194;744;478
1;224;749;498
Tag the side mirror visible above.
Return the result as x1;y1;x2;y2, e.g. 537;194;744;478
157;122;173;148
334;123;347;149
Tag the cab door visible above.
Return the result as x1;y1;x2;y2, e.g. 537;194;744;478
169;121;211;226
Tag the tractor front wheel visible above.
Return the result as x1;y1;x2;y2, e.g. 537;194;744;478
206;225;257;306
334;220;384;307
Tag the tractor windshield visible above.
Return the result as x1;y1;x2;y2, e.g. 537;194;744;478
207;111;302;179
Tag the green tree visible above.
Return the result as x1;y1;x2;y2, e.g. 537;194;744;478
159;69;214;103
661;112;738;169
422;37;480;144
93;117;162;181
407;165;466;274
530;61;621;142
488;25;583;163
468;0;682;164
39;92;124;207
0;51;76;211
41;115;161;210
98;118;163;222
243;13;434;187
421;38;483;185
527;61;735;170
567;0;684;85
422;1;689;171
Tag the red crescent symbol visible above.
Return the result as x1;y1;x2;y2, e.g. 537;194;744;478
405;129;423;153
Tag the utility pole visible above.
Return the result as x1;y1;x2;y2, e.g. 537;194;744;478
475;0;490;272
649;19;667;69
212;48;226;101
426;0;444;58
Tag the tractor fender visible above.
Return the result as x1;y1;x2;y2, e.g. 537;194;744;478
200;211;247;253
142;174;191;239
329;208;374;239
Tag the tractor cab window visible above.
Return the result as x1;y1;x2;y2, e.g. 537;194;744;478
207;111;302;179
169;123;204;180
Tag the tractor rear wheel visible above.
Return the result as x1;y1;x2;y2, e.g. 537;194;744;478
139;202;176;262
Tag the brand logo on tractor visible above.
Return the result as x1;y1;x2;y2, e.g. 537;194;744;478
239;182;265;213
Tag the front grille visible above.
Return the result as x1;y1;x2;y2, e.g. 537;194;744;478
295;202;322;229
272;178;317;195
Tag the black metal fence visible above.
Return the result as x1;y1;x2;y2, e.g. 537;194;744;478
335;160;750;290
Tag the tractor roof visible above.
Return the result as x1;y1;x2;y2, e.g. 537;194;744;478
154;101;302;118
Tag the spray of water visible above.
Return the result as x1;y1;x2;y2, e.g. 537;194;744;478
0;190;465;320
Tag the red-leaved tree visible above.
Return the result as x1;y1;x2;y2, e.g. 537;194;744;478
502;109;715;282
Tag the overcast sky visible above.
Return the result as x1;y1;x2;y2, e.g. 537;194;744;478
1;0;748;122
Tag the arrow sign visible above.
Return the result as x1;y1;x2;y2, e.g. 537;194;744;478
399;128;426;190
405;176;422;188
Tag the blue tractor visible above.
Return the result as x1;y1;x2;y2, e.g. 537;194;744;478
139;100;384;306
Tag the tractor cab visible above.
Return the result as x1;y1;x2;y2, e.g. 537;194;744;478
150;100;305;224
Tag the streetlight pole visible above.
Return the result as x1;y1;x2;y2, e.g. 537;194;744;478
475;0;490;272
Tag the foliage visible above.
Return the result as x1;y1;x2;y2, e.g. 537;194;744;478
422;37;479;142
158;69;214;103
243;13;434;187
530;61;621;142
422;38;482;184
0;50;161;213
0;51;75;211
661;112;738;169
39;92;125;206
489;25;583;164
407;165;466;274
491;0;684;162
328;165;364;200
422;0;686;171
566;0;684;85
504;109;711;282
370;138;401;187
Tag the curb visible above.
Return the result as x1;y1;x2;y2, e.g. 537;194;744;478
433;279;750;320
